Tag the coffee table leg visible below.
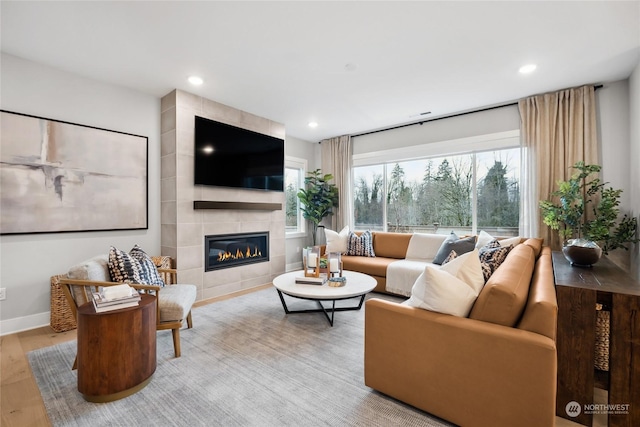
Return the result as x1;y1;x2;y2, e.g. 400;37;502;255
277;290;291;314
276;292;368;327
316;300;336;326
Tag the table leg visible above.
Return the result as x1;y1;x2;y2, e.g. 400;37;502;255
276;292;368;327
277;289;291;314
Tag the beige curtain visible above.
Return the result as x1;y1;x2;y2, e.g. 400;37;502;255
518;85;599;249
320;135;353;231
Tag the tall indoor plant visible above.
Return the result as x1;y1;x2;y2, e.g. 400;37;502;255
539;161;638;265
297;169;339;245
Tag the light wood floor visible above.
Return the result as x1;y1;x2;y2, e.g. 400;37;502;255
1;284;606;427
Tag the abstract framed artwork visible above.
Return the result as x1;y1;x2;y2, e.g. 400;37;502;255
0;110;148;235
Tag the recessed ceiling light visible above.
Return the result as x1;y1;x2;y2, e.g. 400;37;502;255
188;75;204;85
519;64;537;74
308;122;318;128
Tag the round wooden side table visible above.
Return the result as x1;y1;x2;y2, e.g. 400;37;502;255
77;293;157;402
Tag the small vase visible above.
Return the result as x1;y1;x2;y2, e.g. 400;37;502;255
562;239;602;267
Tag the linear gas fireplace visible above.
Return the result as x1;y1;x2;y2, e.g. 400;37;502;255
205;232;269;271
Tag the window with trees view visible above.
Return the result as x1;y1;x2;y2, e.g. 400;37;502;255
285;156;307;235
353;148;520;236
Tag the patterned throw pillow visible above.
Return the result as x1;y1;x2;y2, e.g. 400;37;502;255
108;246;142;284
442;250;458;265
108;245;166;286
130;245;166;287
478;240;512;282
346;230;376;257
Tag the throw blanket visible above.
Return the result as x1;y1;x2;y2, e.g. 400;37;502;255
386;233;446;296
386;259;431;297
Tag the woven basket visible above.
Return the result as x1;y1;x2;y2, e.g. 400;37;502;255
151;255;173;284
595;303;610;371
50;274;77;332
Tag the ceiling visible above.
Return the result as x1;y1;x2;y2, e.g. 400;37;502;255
2;1;639;142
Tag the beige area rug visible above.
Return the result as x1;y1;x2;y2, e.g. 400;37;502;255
28;287;454;426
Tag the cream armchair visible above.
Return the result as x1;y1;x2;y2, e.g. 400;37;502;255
58;254;196;366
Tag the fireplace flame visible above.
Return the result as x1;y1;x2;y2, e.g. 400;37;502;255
217;246;262;262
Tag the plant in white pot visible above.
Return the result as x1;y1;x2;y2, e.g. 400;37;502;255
539;162;638;266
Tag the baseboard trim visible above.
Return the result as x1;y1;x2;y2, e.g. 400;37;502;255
286;262;303;272
1;311;51;336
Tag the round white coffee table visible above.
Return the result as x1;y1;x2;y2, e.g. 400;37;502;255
272;270;376;326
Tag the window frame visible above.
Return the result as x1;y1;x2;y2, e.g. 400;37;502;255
284;156;307;238
351;130;521;234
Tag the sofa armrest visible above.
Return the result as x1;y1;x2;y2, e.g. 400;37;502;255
364;298;557;427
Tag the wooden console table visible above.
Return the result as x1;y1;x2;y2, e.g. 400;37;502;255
553;251;640;427
77;293;157;402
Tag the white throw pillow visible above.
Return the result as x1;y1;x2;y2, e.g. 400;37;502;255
439;249;485;294
475;230;495;249
325;226;349;253
405;233;448;261
406;266;478;317
499;236;522;248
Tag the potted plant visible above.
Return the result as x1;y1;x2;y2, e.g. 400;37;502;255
297;169;339;245
539;161;638;266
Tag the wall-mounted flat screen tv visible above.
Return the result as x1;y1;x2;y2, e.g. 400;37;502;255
194;116;284;192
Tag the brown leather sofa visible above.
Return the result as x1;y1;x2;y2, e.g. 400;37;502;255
364;241;558;427
338;232;413;293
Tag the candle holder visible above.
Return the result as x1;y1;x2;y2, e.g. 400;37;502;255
328;252;343;278
303;246;320;277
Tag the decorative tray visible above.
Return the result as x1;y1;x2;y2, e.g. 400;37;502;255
328;276;347;287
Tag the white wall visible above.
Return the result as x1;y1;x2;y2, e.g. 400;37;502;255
597;80;631;210
0;54;161;334
353;104;520;154
284;135;319;270
630;62;640;281
597;80;636;272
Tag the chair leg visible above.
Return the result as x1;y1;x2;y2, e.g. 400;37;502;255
172;327;181;358
72;355;78;371
187;311;193;329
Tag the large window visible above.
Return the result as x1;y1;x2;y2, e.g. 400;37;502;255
352;134;520;236
285;156;307;236
353;165;385;231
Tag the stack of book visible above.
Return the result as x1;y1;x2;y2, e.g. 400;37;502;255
295;274;328;285
92;284;141;313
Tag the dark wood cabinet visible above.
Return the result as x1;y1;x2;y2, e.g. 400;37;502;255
553;252;640;427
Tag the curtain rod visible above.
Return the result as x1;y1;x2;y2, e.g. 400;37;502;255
350;84;603;139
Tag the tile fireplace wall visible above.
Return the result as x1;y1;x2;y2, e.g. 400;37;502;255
160;89;286;301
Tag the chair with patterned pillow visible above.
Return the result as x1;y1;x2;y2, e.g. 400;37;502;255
59;247;197;368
